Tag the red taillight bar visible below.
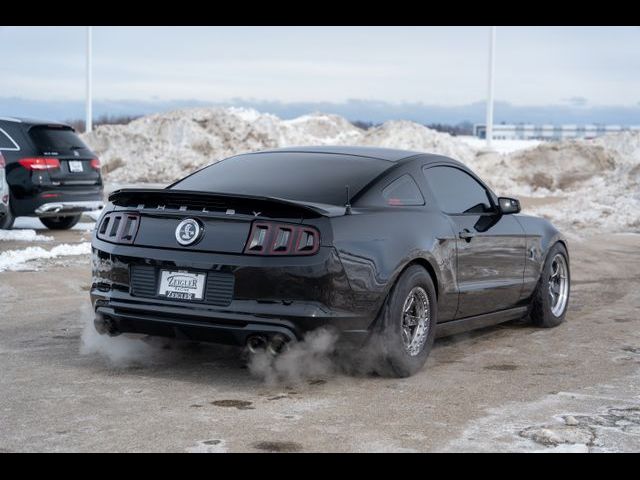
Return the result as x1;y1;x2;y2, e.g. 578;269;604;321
19;157;61;170
244;221;320;256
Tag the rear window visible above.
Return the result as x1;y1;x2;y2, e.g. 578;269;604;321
29;126;88;153
172;152;391;205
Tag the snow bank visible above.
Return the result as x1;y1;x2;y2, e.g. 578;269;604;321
83;107;473;183
0;229;53;242
0;243;91;272
478;133;640;233
83;107;640;234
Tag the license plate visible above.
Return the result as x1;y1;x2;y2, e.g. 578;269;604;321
158;270;206;301
68;160;83;173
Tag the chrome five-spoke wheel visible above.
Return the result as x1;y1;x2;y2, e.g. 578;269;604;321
401;286;431;356
549;253;569;317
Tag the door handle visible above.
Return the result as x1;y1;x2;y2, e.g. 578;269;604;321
459;229;475;241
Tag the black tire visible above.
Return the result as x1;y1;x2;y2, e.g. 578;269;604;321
376;265;438;377
39;215;82;230
529;242;570;328
0;203;15;230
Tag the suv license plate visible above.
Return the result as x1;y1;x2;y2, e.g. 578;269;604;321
68;161;83;173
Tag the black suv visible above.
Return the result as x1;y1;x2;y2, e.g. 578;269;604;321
0;117;104;230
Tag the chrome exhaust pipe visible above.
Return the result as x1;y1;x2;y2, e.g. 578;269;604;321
246;335;267;354
267;333;290;356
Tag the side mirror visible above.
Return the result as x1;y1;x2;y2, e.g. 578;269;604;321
498;197;521;214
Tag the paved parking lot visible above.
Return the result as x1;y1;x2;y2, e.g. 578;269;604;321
1;225;639;452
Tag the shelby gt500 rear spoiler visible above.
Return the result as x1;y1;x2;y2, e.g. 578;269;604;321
108;188;349;218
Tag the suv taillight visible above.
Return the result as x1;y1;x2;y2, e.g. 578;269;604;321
96;212;140;244
18;157;60;170
90;158;101;170
244;221;320;256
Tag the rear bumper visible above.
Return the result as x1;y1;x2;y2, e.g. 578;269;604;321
94;305;301;345
11;186;104;217
90;238;376;346
35;200;104;217
92;291;369;347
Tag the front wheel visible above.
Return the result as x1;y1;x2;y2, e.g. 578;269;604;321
529;242;570;328
40;215;81;230
376;265;437;377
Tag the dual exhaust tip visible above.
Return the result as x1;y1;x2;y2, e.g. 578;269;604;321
246;334;290;356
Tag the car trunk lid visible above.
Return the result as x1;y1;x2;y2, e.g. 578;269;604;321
106;188;341;253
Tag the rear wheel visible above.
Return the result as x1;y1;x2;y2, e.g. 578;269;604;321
376;265;437;377
40;215;81;230
529;243;570;328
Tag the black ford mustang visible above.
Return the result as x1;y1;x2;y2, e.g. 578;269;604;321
91;147;570;377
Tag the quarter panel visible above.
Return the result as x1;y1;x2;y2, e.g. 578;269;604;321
514;214;567;300
331;208;459;324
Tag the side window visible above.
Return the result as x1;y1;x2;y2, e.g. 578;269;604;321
382;174;424;206
423;166;493;214
0;128;20;151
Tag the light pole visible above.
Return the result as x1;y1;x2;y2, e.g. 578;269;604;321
485;26;496;150
85;26;93;133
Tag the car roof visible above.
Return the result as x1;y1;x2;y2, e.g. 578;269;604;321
247;146;422;162
0;117;72;129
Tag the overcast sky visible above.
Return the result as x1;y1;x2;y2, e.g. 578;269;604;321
1;26;638;107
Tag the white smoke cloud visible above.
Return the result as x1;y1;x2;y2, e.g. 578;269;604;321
248;328;339;385
79;315;177;367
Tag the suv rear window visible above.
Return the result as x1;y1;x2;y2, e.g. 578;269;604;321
29;126;88;153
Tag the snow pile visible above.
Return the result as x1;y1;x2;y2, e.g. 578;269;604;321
360;120;476;163
0;229;53;242
82;107;640;234
83;107;473;183
474;133;640;233
0;243;91;272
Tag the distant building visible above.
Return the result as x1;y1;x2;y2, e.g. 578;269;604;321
474;123;640;140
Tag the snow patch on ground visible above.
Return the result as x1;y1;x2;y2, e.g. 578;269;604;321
0;229;53;242
444;374;640;452
0;243;91;272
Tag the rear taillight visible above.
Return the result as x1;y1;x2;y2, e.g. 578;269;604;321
90;158;101;170
244;221;320;256
96;212;140;244
18;157;60;170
